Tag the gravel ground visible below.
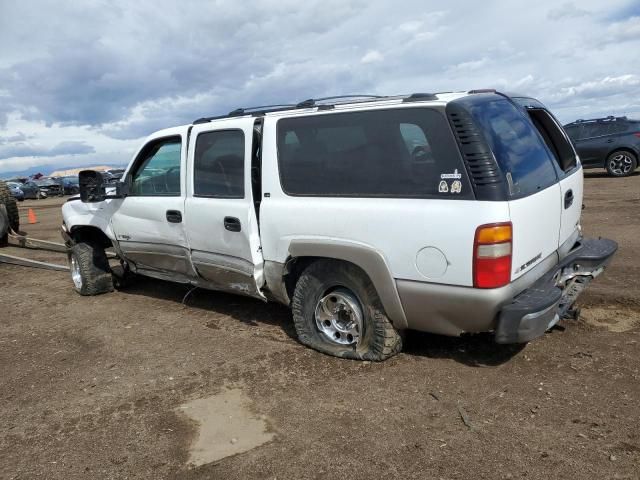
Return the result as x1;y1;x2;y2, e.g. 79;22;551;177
1;171;639;480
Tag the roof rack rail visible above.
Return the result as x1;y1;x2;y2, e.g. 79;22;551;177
296;95;386;109
402;92;438;102
468;88;497;94
193;92;443;124
193;104;297;124
566;115;628;126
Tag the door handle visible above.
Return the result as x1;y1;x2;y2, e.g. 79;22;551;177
166;210;182;223
224;216;241;232
606;139;614;143
564;189;574;209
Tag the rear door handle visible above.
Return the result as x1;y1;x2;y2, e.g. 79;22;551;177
564;189;574;209
166;210;182;223
606;139;614;143
224;216;241;232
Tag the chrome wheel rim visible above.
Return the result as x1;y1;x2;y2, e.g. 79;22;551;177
71;256;83;290
314;288;363;346
609;153;633;175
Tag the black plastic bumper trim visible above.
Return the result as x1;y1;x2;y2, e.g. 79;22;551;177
495;237;617;344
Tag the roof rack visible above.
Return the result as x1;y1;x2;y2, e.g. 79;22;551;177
295;95;388;109
565;115;628;125
193;92;442;124
193;104;297;124
402;92;438;102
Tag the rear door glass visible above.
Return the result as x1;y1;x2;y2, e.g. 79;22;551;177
511;99;578;174
276;108;472;198
465;98;558;198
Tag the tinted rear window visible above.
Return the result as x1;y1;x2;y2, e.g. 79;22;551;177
277;108;472;198
465;98;558;198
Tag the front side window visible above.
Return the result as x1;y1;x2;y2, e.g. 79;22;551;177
465;98;558;198
193;130;245;198
277;108;471;198
130;137;182;196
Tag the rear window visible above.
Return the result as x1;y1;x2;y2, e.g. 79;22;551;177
465;98;558;198
276;108;472;198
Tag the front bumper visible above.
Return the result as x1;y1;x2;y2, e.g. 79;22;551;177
495;237;617;344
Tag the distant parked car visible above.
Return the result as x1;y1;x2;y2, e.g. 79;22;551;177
35;177;64;196
11;181;46;199
6;182;25;201
61;176;80;195
564;116;640;177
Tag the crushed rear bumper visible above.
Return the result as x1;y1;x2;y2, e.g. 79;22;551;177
495;237;617;344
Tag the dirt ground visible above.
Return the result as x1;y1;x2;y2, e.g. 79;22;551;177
1;172;639;480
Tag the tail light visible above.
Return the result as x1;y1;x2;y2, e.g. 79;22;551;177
634;132;640;138
473;222;512;289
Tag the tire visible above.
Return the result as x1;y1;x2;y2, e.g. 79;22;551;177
0;180;20;232
68;242;114;296
606;150;637;177
291;260;402;361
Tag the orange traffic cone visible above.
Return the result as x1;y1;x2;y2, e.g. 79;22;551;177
28;208;37;224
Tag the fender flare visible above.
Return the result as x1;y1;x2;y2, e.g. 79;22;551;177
287;239;408;329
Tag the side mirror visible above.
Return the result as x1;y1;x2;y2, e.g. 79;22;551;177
79;170;106;203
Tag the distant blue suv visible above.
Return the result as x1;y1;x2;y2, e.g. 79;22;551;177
564;116;640;177
7;182;25;201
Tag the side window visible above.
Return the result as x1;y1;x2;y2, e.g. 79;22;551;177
276;108;472;198
130;137;182;196
400;123;433;164
607;121;627;134
193;130;245;198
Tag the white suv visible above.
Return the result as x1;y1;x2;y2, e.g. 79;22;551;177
62;91;617;361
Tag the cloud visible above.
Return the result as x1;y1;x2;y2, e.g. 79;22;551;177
605;16;640;43
0;141;95;159
547;2;590;20
361;50;384;64
0;0;639;173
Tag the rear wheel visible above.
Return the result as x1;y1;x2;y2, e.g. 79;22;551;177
0;180;20;233
291;260;402;361
68;242;114;296
606;150;637;177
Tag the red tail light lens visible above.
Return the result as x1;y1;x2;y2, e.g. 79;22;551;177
473;222;512;289
634;132;640;138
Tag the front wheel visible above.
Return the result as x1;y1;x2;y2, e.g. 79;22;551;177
68;242;114;296
291;260;403;361
606;150;637;177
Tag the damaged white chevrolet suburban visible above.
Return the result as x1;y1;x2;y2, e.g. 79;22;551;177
61;91;617;360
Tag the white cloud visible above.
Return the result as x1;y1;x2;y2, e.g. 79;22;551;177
361;50;384;64
0;0;638;174
548;2;590;20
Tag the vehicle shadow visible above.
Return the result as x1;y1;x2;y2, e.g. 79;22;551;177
402;330;526;367
114;274;525;366
115;275;298;341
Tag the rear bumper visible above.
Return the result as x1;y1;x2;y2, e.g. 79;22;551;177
495;237;617;343
395;236;617;340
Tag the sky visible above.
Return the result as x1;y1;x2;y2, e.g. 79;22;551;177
1;0;639;176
